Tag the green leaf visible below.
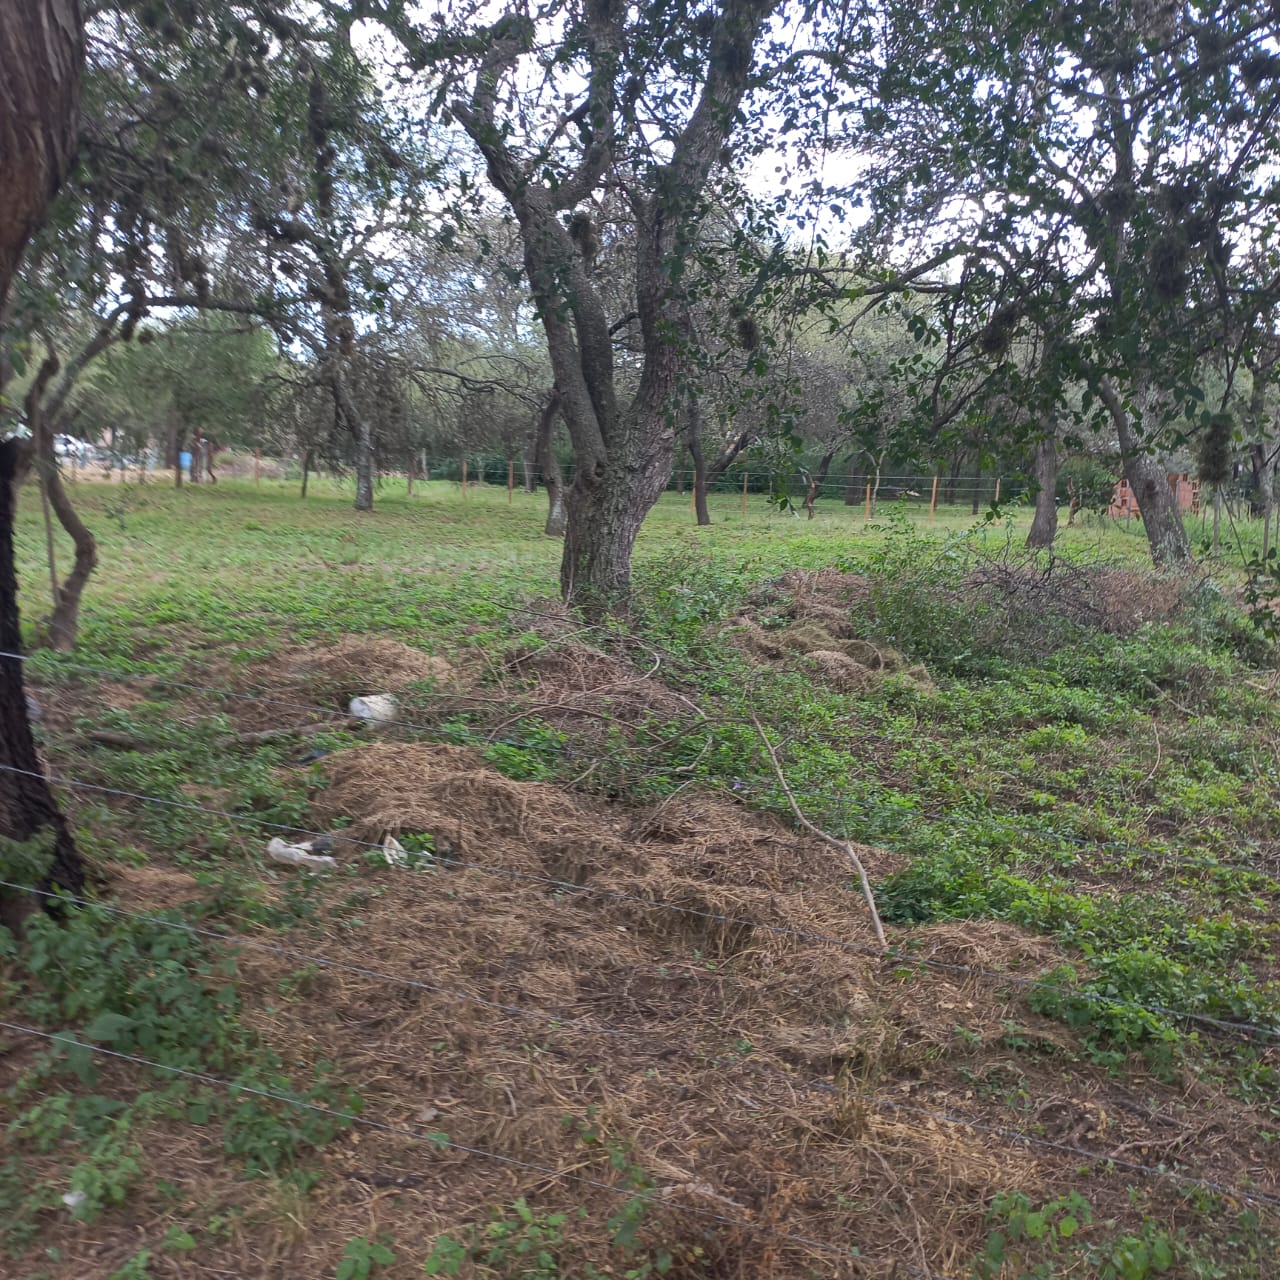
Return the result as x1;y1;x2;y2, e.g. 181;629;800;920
83;1012;136;1044
1058;1214;1079;1238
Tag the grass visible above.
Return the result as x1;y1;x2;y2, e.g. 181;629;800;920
4;474;1280;1278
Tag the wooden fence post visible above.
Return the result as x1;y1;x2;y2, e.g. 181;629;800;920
507;459;514;504
864;482;872;522
254;448;260;486
741;471;748;516
407;455;413;497
994;475;1002;504
461;458;467;494
929;474;939;523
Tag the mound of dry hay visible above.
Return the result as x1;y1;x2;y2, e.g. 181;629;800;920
228;635;458;731
219;743;1238;1277
278;635;456;700
733;616;933;693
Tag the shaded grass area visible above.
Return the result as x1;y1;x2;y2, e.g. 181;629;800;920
3;478;1280;1278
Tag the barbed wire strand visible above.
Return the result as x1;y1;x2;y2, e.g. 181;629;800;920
4;760;1276;1043
6;872;1280;1213
0;1019;960;1280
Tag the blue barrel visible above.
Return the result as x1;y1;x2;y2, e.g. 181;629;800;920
180;451;193;472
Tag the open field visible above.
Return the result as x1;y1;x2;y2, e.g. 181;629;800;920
4;479;1280;1279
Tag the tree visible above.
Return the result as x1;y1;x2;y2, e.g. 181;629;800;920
0;0;86;916
377;0;796;607
857;0;1280;567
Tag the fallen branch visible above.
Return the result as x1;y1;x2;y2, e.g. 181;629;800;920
752;714;888;952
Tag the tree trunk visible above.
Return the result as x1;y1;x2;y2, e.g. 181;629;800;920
970;456;982;516
189;430;202;483
844;456;859;505
687;396;711;527
0;441;84;926
25;360;96;651
332;365;372;511
534;391;566;537
1099;379;1191;567
814;448;836;490
300;447;312;498
0;0;86;923
561;442;670;604
1026;435;1059;549
354;424;374;511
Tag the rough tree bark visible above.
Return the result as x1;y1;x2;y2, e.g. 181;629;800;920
453;0;776;610
0;0;86;920
534;389;566;537
1026;434;1059;549
1099;379;1191;567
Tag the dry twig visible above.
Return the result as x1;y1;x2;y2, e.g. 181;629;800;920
751;714;888;951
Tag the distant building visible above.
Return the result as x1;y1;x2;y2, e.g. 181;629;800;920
1108;473;1200;519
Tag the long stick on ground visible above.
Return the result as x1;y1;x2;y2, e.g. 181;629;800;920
752;714;888;951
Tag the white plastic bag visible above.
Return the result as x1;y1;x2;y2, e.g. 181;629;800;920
349;694;398;725
267;836;337;871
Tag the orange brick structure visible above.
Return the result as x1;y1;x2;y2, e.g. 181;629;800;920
1108;473;1200;519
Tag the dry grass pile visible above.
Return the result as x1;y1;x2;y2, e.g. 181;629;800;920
732;614;933;694
228;634;458;731
143;740;1267;1278
235;744;1070;1274
275;635;456;701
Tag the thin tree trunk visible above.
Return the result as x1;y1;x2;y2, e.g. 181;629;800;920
1099;378;1191;567
970;456;982;515
1026;434;1059;548
190;430;202;484
844;455;859;505
687;396;711;527
0;0;86;925
353;420;374;511
300;448;312;498
0;441;83;926
535;390;566;537
814;448;836;489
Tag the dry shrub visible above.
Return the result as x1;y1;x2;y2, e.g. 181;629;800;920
966;558;1189;644
1090;568;1187;634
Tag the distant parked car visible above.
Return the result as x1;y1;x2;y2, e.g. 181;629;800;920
53;434;92;461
